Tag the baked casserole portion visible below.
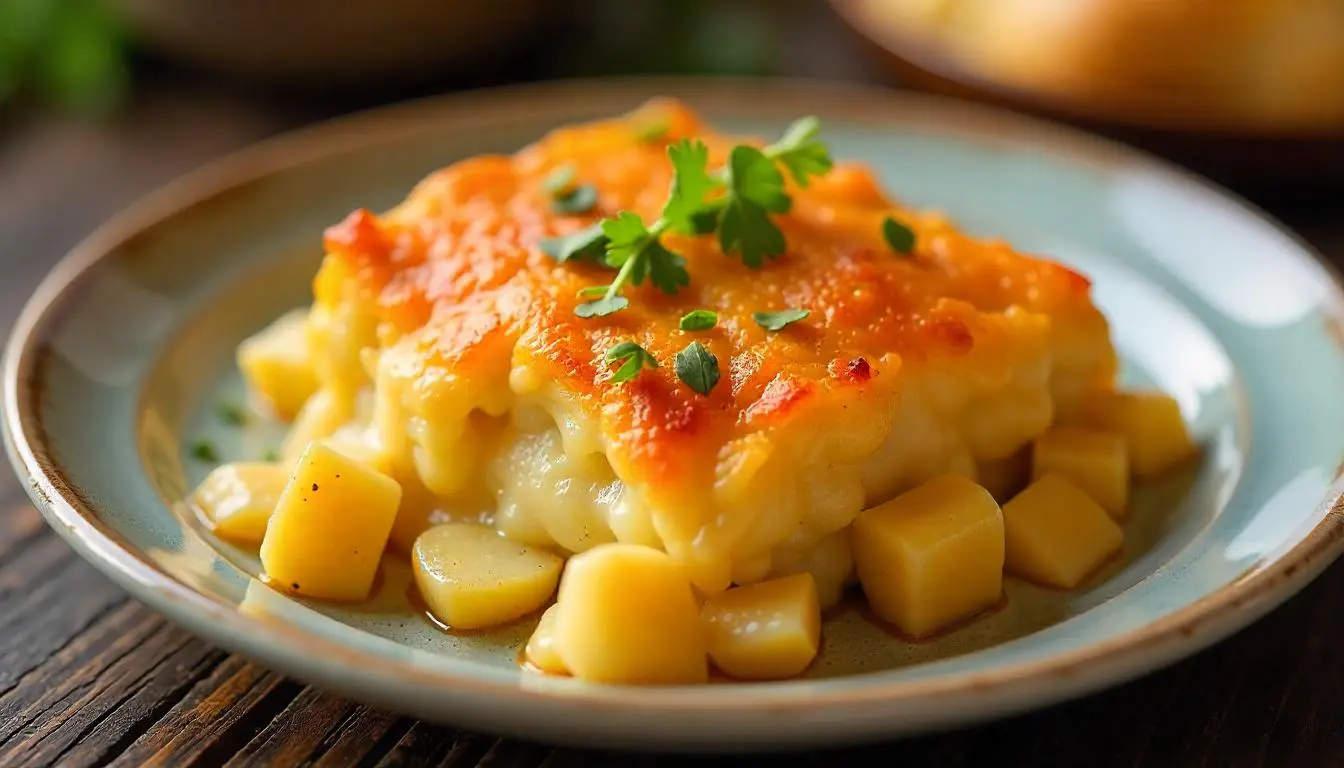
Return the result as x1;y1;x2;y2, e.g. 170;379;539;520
290;99;1117;601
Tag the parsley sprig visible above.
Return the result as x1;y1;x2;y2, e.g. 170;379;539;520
543;117;834;318
604;341;659;383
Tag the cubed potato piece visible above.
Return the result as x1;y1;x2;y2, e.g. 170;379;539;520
1003;475;1124;589
387;471;447;553
554;544;708;685
280;390;351;464
322;424;392;475
412;524;563;630
852;475;1004;638
977;446;1031;503
1032;427;1129;518
238;309;320;421
193;462;290;545
1082;390;1198;478
260;442;402;601
524;604;567;675
701;573;821;680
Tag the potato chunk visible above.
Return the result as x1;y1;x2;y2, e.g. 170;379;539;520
1003;475;1123;589
1032;427;1129;518
413;524;563;630
194;462;289;544
1082;390;1198;478
524;604;567;675
852;475;1005;638
280;389;351;464
977;446;1031;503
259;442;401;601
701;573;821;680
238;309;320;421
554;544;708;685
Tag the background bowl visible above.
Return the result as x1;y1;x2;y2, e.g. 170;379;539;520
830;0;1344;191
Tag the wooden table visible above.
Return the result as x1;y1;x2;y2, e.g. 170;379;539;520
4;69;1344;767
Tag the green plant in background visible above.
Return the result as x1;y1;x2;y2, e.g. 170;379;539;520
0;0;129;114
573;0;779;77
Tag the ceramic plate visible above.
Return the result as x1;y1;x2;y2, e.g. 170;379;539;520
6;78;1344;752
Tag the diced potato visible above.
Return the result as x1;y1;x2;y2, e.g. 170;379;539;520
322;424;392;475
977;446;1031;503
1003;475;1124;589
554;544;708;685
280;389;351;463
1082;390;1198;478
387;470;447;553
852;474;1004;638
413;523;563;630
1032;427;1129;518
260;442;402;601
194;462;290;545
524;604;567;675
701;573;821;680
238;309;320;421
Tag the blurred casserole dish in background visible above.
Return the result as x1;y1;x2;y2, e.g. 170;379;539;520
833;0;1344;185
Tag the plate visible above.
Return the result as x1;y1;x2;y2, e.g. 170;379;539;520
6;78;1344;752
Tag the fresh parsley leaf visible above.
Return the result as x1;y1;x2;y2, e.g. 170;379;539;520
882;216;916;254
190;439;219;463
633;119;669;143
637;240;690;295
576;295;630;318
728;145;790;213
541;164;576;195
675;341;720;395
604;340;659;383
596;212;691;298
753;307;810;331
261;448;281;462
540;223;609;263
551;184;598;215
679;309;718;331
717;145;790;267
600;211;651;259
216;402;246;426
719;197;785;268
687;207;721;234
765;116;833;187
576;285;610;299
661;140;719;234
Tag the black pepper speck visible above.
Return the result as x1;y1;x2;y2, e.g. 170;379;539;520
292;582;300;589
311;483;319;492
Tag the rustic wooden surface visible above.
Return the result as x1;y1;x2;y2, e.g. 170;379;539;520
4;57;1344;768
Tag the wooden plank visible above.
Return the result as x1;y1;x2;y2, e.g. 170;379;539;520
108;657;300;767
309;706;412;767
0;505;45;565
0;604;216;764
372;722;463;767
0;536;127;698
220;686;362;766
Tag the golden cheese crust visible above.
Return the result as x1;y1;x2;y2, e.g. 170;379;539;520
307;99;1117;590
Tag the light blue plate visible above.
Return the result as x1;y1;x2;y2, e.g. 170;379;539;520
6;79;1344;751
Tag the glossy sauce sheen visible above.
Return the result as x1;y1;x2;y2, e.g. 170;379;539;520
315;98;1111;499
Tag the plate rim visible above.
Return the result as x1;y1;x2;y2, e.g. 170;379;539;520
6;75;1344;747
